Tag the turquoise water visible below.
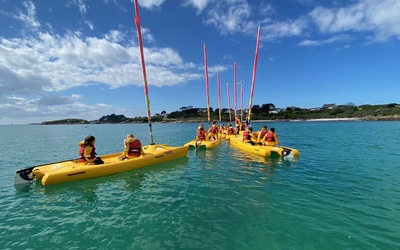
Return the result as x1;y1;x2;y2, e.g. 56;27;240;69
1;122;399;249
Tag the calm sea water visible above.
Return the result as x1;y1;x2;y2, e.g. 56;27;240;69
1;121;399;249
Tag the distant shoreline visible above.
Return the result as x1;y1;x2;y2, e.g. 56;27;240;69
27;116;400;125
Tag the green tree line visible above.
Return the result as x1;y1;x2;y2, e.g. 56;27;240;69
41;103;400;124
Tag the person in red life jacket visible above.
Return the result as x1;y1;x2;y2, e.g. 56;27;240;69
219;124;227;135
256;125;268;144
227;123;235;135
208;121;219;140
262;127;279;146
242;127;256;145
196;124;207;141
118;134;143;161
235;116;242;133
78;135;97;164
240;122;246;132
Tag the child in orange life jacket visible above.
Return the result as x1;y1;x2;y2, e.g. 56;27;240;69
208;122;219;140
78;135;97;164
118;134;143;161
262;127;279;146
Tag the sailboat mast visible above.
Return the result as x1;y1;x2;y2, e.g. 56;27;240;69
203;43;211;128
240;80;243;122
134;0;154;144
218;70;221;126
247;25;261;125
234;62;237;120
227;83;232;123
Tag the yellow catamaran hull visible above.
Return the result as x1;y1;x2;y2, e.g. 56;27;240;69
229;137;299;158
14;144;188;186
184;139;221;149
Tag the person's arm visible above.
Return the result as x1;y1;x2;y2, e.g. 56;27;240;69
275;134;279;146
256;132;262;143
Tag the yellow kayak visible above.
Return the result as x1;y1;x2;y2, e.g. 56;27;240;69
229;137;299;158
184;138;221;149
224;134;238;141
14;144;188;186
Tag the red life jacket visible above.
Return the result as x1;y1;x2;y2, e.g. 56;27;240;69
243;131;250;141
265;131;275;142
259;130;267;139
79;145;96;161
235;118;240;125
197;129;206;140
227;127;234;134
209;126;217;133
128;139;142;156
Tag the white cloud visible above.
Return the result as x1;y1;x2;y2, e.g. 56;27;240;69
0;93;122;124
0;30;201;94
298;34;352;46
0;1;204;123
14;1;40;29
204;0;256;35
264;18;308;40
309;0;400;42
70;0;88;15
183;0;211;12
85;20;94;30
138;0;166;10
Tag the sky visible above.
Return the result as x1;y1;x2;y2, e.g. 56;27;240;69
0;0;399;124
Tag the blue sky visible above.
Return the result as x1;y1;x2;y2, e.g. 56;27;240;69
0;0;399;124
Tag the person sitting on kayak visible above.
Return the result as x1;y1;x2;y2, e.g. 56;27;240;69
242;127;256;145
118;134;144;161
78;135;103;164
208;121;219;140
219;124;227;135
262;127;279;146
256;125;268;144
196;124;208;141
227;123;235;135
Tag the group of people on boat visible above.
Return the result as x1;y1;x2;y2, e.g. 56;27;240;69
78;134;144;165
242;125;279;146
195;116;279;146
196;122;220;141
